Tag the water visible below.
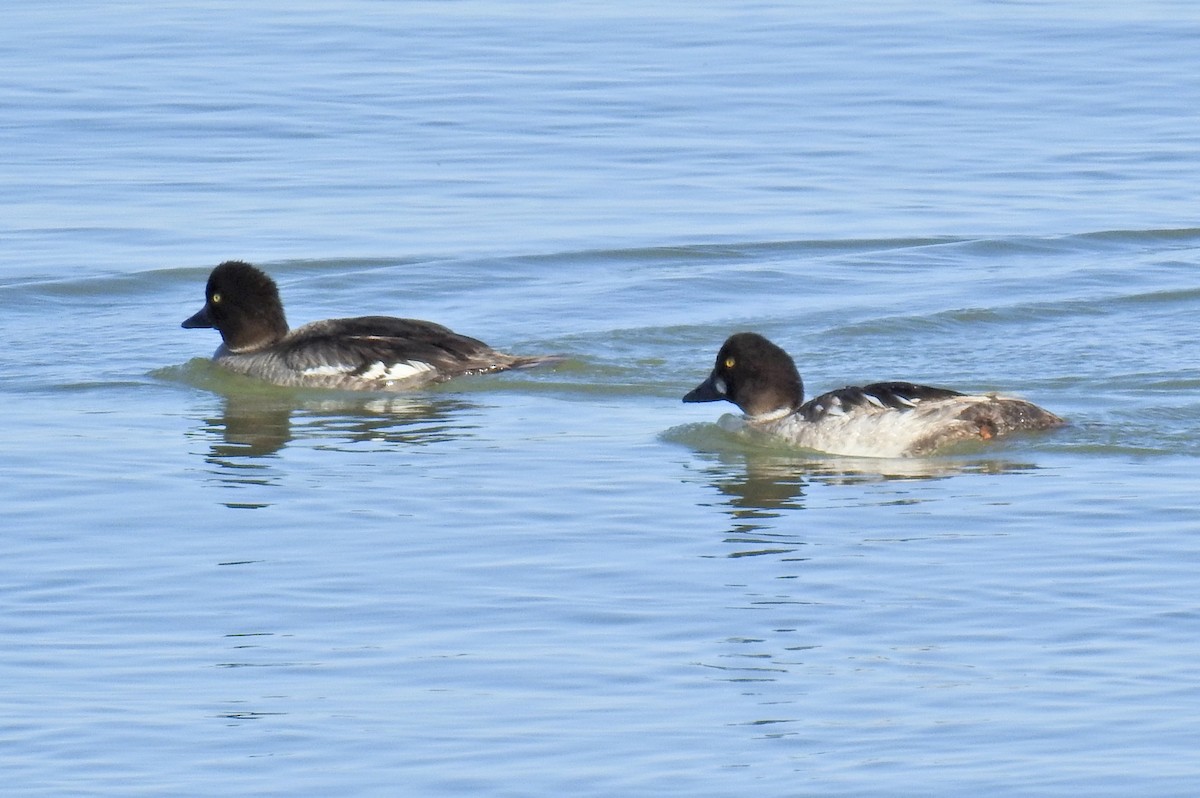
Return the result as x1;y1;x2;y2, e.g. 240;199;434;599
3;2;1200;795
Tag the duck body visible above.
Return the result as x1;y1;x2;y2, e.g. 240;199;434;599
684;332;1063;458
183;261;555;391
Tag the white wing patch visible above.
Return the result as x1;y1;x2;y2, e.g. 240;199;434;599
367;360;439;381
302;360;436;382
301;364;356;377
360;360;437;382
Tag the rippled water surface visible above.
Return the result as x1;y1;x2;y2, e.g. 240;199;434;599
4;3;1200;796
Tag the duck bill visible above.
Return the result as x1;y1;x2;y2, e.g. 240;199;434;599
181;305;214;329
683;372;726;403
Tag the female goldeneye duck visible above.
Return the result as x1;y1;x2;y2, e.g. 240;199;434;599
182;260;557;390
683;332;1064;458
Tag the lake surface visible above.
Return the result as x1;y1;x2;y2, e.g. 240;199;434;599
3;2;1200;795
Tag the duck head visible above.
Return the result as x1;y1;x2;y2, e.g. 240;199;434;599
182;260;290;352
683;332;804;418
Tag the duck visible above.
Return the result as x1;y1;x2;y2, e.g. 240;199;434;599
182;260;556;390
683;332;1064;457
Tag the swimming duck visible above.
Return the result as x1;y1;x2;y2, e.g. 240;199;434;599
683;332;1064;457
182;260;555;390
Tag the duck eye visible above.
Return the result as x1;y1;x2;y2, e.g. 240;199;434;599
723;357;736;369
211;292;222;304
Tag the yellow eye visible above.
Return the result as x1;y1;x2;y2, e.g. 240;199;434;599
724;357;736;369
211;292;222;304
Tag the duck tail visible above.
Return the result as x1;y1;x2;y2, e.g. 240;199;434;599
962;398;1066;438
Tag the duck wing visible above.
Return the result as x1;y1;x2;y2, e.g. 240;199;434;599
799;381;964;422
279;316;520;382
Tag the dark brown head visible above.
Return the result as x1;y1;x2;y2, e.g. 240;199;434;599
182;260;289;352
683;332;805;417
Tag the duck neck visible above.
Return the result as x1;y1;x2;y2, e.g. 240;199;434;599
745;405;795;424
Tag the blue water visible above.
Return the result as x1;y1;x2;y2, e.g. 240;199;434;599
4;2;1200;796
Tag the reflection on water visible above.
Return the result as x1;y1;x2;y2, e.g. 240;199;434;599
707;454;810;516
669;422;1045;559
198;391;477;459
172;365;481;504
675;427;1057;723
692;452;810;559
205;396;294;461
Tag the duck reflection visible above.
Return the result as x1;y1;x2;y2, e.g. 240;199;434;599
676;429;1052;722
706;453;810;516
198;391;476;457
688;451;810;558
189;387;477;502
675;423;1045;557
204;394;293;460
